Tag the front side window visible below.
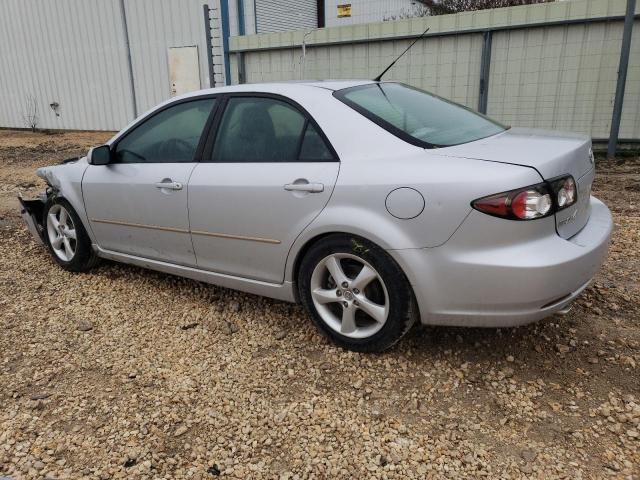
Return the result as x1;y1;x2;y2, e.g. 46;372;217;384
334;83;506;148
211;97;334;162
114;98;215;163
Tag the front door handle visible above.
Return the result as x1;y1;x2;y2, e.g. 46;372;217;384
155;180;183;190
284;182;324;193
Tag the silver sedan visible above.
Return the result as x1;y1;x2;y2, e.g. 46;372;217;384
19;81;613;351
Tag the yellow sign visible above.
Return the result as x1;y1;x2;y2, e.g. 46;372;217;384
337;4;351;18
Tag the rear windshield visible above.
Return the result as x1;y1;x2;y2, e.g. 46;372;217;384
334;83;506;148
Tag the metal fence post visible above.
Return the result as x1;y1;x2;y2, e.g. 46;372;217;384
220;0;232;85
478;30;492;114
236;0;247;83
253;0;259;33
118;0;137;118
607;0;636;159
237;0;245;35
203;4;216;88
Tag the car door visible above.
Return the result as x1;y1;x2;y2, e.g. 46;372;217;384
188;94;339;283
83;97;217;266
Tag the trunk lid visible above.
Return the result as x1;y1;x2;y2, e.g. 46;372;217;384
437;127;595;238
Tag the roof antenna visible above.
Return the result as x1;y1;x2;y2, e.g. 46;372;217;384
373;26;430;82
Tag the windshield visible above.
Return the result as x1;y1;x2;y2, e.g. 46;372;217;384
334;83;507;148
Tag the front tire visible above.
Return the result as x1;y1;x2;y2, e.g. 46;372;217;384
298;234;416;352
44;198;99;272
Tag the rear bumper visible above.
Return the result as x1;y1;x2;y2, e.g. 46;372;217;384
391;196;612;327
18;195;46;245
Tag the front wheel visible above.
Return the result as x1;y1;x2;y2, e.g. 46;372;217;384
44;198;99;272
298;235;416;352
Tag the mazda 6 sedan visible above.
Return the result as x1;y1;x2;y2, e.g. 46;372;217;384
19;81;613;352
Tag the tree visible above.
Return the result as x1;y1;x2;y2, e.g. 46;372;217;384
23;95;38;133
420;0;554;15
384;0;554;20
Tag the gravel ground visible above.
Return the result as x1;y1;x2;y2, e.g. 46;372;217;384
0;129;638;479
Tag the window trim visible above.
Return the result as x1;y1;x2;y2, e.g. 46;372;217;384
201;92;339;163
332;82;508;149
109;95;219;164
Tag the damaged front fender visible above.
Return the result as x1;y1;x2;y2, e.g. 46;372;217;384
24;156;96;245
18;193;48;245
37;165;62;189
20;155;94;246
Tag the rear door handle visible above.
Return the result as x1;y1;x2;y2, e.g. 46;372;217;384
155;181;183;190
284;182;324;193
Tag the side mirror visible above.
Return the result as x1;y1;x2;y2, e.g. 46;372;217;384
88;145;112;165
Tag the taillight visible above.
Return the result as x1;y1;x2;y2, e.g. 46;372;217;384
472;175;577;221
511;189;552;219
550;176;577;211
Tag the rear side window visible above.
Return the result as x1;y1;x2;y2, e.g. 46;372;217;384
211;97;335;162
114;98;215;163
334;83;506;148
299;123;334;161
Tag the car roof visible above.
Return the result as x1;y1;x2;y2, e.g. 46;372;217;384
290;80;375;91
176;80;375;99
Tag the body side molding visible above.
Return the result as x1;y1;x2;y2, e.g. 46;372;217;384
93;246;296;302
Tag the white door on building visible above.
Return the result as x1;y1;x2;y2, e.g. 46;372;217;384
168;46;201;97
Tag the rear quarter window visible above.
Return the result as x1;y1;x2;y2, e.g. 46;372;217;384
334;83;506;148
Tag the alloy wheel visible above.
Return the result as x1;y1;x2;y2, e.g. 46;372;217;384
310;253;389;339
46;204;77;262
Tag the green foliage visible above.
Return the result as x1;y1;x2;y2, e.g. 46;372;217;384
422;0;554;16
385;0;555;20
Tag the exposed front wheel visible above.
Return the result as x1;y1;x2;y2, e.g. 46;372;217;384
44;198;99;272
299;235;416;352
46;203;77;262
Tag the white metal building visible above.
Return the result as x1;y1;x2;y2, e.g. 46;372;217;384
0;0;222;131
0;0;419;131
231;0;423;35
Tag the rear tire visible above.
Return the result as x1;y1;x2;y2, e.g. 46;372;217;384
298;234;416;352
44;197;99;272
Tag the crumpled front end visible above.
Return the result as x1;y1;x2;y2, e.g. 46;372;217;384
18;156;91;246
18;191;48;245
18;164;64;245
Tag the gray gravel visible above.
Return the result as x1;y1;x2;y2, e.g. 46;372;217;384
0;130;638;479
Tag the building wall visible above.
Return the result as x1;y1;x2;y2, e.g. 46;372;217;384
0;0;214;131
231;0;416;34
0;0;134;131
228;0;258;36
124;0;213;117
254;0;318;33
325;0;418;26
230;0;640;139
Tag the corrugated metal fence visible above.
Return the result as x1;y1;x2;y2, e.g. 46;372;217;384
229;0;640;140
